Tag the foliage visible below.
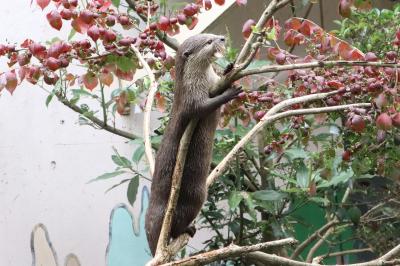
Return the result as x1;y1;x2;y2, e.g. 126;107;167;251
334;4;400;58
1;0;400;264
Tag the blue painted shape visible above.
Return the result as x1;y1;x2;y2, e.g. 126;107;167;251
106;186;152;266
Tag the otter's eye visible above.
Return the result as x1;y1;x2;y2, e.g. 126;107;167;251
207;39;213;45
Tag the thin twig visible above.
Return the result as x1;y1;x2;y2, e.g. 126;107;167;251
206;93;368;188
132;45;157;175
238;61;400;79
161;238;298;266
290;221;341;259
312;248;373;264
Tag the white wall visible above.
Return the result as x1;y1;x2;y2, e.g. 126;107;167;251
0;1;147;265
0;1;237;265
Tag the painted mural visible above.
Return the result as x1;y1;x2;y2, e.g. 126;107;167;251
30;187;151;266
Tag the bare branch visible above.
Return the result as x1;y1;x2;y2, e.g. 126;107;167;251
238;61;400;79
56;95;140;141
246;249;400;266
161;238;298;266
147;120;199;265
132;46;157;175
306;227;334;262
312;248;373;264
290;221;341;259
235;0;291;64
206;93;370;188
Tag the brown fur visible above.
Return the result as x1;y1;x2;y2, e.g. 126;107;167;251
145;34;241;256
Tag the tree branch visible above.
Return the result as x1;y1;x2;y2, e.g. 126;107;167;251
238;61;400;79
132;46;157;175
306;226;334;262
312;248;373;264
290;221;341;259
206;93;369;188
235;0;291;64
57;95;141;141
147;120;199;266
246;249;400;266
161;238;298;266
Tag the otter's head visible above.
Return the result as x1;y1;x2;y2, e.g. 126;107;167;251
177;34;226;68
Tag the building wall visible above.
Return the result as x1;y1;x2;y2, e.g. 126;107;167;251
0;1;396;266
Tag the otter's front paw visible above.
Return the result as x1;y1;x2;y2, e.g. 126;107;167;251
184;225;196;237
224;85;243;101
223;62;234;75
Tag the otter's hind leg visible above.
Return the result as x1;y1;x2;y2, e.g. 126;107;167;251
145;204;164;256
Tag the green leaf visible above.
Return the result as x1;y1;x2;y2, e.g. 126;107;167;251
252;190;286;201
45;92;54;107
132;145;145;163
88;171;125;183
296;161;309;188
112;155;131;168
68;29;76;41
228;191;243;210
127;176;139;206
284;148;309;161
347;206;362;224
105;178;131;193
309;197;330;205
107;55;138;72
71;88;99;98
112;0;120;7
243;193;257;220
317;169;354;188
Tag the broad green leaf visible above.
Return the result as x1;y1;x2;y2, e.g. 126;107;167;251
242;193;257;220
127;176;139;206
112;0;120;7
228;191;243;210
252;190;286;201
132;145;145;163
112;154;131;168
107;55;138;72
296;161;309;188
88;171;125;183
317;169;354;188
284;148;309;161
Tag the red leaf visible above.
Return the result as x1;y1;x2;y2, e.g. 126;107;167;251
236;0;247;5
82;72;98;91
46;10;62;31
21;39;34;48
99;69;113;86
284;18;302;31
347;49;364;60
339;0;352;18
5;70;18;95
156;94;166;112
115;69;134;81
187;17;198;30
71;16;90;34
36;0;50;10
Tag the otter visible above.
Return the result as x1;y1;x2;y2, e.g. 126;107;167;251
145;34;241;256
